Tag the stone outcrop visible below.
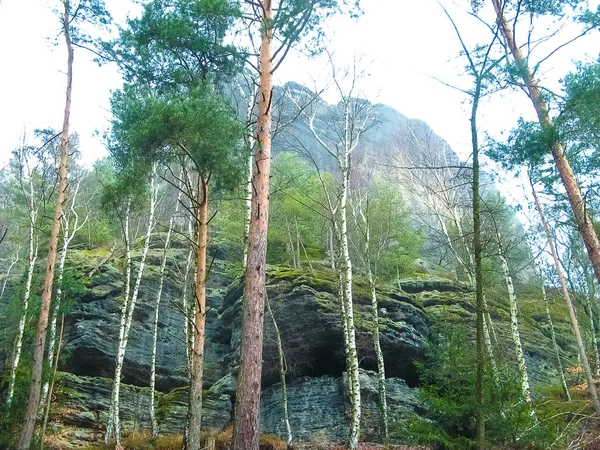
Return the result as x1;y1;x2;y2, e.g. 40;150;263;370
0;243;575;448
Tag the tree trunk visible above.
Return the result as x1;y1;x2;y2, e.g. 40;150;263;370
265;294;292;446
538;271;571;401
150;186;182;438
105;200;132;444
339;161;361;450
41;223;69;411
495;230;535;415
0;248;19;303
106;168;158;446
40;314;64;450
471;79;485;450
182;219;195;378
368;273;388;441
356;202;388;441
242;84;257;272
17;3;72;445
186;176;209;450
7;202;37;410
529;176;600;414
232;2;273;446
491;0;600;285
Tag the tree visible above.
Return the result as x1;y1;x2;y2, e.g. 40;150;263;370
233;2;362;447
349;181;421;441
486;122;600;414
104;165;159;448
40;167;89;414
286;57;374;448
109;83;243;449
18;2;110;447
488;0;600;286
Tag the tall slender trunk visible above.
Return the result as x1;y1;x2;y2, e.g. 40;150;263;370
242;85;258;272
471;80;485;450
368;272;388;441
105;200;132;444
106;169;158;446
0;249;19;303
186;176;209;450
586;274;600;376
40;223;69;411
491;0;600;285
537;271;571;401
356;203;388;441
584;295;600;377
529;176;600;414
7;201;37;410
451;201;500;385
40;314;64;450
265;294;292;446
17;3;72;446
150;186;183;438
232;2;273;446
339;159;361;450
495;230;534;414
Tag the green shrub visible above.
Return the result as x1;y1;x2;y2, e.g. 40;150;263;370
397;320;582;449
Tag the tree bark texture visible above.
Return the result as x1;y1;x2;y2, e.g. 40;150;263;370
471;85;485;450
186;177;209;450
232;4;273;448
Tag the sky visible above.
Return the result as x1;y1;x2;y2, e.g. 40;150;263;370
0;0;599;187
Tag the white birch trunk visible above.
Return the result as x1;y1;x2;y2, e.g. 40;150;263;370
242;84;257;272
150;185;182;437
340;158;361;449
356;200;388;440
530;176;600;413
182;247;194;376
105;199;133;444
106;169;158;445
495;230;534;413
7;182;37;409
0;250;19;303
539;276;571;401
266;295;292;446
40;224;69;411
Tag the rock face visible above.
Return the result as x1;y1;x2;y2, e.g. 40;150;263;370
4;242;571;448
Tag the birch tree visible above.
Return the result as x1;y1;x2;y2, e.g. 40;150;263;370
149;175;183;438
105;165;158;448
487;126;600;414
287;58;373;448
109;82;243;449
6;144;40;411
490;218;535;415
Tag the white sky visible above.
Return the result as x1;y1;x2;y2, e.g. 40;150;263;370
0;0;599;185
